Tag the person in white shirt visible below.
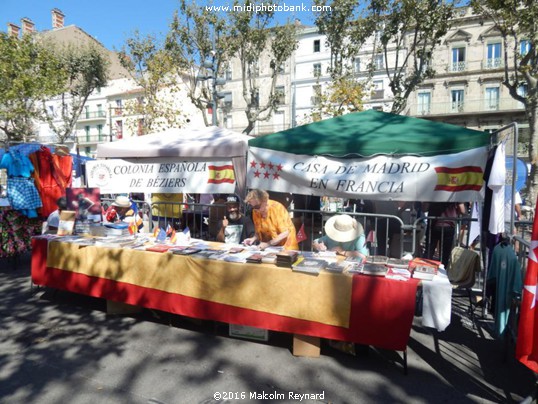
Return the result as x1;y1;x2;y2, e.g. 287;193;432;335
46;196;67;232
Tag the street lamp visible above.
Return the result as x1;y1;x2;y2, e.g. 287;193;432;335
198;56;226;127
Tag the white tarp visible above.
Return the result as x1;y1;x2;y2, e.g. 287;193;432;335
92;126;252;195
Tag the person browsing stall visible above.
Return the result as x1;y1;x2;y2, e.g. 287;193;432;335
243;189;299;250
216;195;255;244
46;196;67;232
312;214;369;259
106;195;143;231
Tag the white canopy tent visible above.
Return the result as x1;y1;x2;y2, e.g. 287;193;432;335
88;126;252;197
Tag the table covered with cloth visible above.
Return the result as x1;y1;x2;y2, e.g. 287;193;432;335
31;239;420;351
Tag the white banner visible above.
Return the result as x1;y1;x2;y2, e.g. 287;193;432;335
86;158;236;194
247;147;488;202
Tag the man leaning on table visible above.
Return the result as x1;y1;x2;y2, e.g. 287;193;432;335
312;214;369;259
243;189;299;251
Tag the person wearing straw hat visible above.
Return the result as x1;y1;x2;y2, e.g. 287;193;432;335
313;214;369;259
105;195;143;231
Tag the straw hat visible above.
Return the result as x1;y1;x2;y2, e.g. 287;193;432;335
324;214;364;242
112;195;131;208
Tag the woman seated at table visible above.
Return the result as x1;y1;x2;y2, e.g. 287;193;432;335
243;189;298;250
312;214;368;259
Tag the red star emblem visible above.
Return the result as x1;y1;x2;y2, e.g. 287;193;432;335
254;170;261;178
272;172;280;180
260;162;266;169
250;160;257;168
277;164;283;171
263;171;270;179
268;162;274;171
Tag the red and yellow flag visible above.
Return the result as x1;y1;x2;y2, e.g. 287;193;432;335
208;165;235;184
434;166;483;192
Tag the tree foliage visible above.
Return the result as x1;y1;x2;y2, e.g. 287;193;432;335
367;0;457;114
0;33;64;142
228;1;298;134
120;30;187;135
40;42;109;144
314;0;368;79
166;0;232;127
310;77;366;120
471;0;538;204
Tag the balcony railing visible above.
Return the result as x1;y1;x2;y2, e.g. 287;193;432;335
77;134;109;144
78;110;106;121
450;61;467;72
406;96;525;117
484;58;503;69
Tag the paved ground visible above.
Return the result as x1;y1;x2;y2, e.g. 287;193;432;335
0;252;536;404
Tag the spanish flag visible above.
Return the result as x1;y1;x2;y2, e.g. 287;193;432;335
208;165;235;184
434;166;483;192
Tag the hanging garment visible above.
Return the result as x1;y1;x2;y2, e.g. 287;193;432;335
487;242;523;338
0;207;42;257
29;146;73;218
0;150;42;217
488;142;506;235
0;149;34;177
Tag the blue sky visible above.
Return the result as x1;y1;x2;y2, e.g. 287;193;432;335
1;1;316;50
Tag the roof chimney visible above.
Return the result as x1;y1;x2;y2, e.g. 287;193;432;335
51;8;65;29
20;17;35;35
7;23;20;38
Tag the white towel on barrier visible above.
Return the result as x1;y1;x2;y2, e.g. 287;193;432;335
421;272;452;332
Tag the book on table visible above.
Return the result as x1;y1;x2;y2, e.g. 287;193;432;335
171;247;202;255
325;261;351;273
386;258;411;269
360;263;388;276
291;257;327;275
366;255;389;264
385;266;412;281
246;253;263;264
344;255;365;273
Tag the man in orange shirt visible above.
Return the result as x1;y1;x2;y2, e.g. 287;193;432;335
243;189;298;250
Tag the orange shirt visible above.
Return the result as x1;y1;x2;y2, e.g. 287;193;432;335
251;199;298;250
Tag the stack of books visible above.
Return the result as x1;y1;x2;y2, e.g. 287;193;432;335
246;253;264;264
261;252;277;264
275;250;300;268
291;257;327;275
366;255;389;264
104;222;130;236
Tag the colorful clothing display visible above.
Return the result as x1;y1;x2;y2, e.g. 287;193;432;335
29;146;73;218
0;149;42;218
0;207;41;258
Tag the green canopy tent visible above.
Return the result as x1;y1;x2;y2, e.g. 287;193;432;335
247;110;492;202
